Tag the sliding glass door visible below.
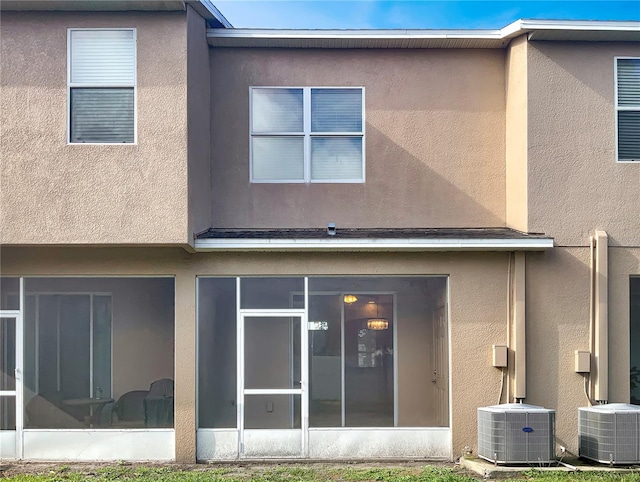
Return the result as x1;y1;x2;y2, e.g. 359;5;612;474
23;293;112;412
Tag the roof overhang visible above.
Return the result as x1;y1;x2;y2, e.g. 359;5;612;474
195;237;554;252
1;1;187;11
194;228;554;252
208;28;508;49
207;19;640;49
1;0;232;27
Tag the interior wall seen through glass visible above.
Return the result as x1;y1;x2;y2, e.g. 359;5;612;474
308;277;449;427
0;278;20;310
344;294;394;427
245;317;301;390
308;294;342;427
22;278;175;429
198;278;236;428
240;277;304;309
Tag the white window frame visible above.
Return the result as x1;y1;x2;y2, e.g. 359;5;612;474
249;86;365;183
614;56;639;163
67;28;137;145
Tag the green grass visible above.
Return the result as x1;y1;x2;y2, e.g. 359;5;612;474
521;471;640;481
2;464;640;482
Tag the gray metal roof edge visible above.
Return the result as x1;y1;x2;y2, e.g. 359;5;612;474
187;0;232;28
195;227;553;240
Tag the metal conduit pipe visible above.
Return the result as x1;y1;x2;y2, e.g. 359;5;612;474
505;253;512;403
592;230;609;403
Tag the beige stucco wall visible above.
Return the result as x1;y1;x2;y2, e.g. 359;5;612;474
0;12;191;245
609;247;640;402
505;35;528;232
526;41;640;247
186;6;212;238
210;48;506;229
526;246;640;454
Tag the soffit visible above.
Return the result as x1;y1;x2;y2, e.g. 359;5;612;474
1;1;186;11
1;0;232;27
527;29;640;42
207;29;509;49
207;20;640;49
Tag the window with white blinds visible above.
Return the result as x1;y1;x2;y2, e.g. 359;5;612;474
250;87;364;182
616;58;640;162
68;29;136;144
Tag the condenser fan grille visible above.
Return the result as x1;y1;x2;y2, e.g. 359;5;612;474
579;405;640;464
478;404;555;464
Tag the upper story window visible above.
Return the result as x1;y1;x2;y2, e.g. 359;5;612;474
616;58;639;162
250;87;364;182
68;29;136;144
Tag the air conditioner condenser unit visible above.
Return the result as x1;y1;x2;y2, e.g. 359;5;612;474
478;403;556;464
579;403;640;464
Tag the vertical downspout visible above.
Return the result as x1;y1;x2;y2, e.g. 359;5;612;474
513;251;526;401
506;253;512;402
593;230;609;403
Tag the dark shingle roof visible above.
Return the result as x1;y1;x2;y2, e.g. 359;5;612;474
197;227;549;240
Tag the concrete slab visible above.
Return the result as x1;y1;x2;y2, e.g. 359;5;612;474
460;456;640;480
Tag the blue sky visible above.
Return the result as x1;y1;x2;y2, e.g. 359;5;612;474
214;1;640;29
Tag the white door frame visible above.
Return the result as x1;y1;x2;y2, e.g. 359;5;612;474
0;310;24;460
237;305;308;458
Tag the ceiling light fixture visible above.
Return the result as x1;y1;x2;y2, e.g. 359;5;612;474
343;294;358;304
367;297;389;330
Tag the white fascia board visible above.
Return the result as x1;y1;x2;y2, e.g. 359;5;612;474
516;19;640;31
501;19;640;39
208;20;640;43
208;28;503;40
194;237;554;252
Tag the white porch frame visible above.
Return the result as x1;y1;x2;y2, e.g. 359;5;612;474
238;284;308;457
0;278;24;460
197;276;453;460
2;277;175;461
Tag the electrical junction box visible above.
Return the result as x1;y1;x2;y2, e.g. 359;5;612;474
574;350;590;373
492;345;508;368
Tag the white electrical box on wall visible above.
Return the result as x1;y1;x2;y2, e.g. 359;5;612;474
575;350;591;373
492;345;508;368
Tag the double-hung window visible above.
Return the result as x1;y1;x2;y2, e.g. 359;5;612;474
616;58;640;162
68;29;136;144
250;87;364;182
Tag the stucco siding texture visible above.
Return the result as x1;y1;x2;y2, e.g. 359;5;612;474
186;6;212;238
526;246;640;454
527;41;640;247
210;48;506;229
505;36;528;232
0;12;190;245
525;247;590;455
